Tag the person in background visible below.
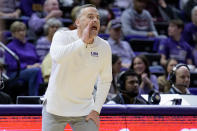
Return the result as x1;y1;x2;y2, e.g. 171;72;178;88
107;70;149;104
107;19;135;69
0;0;21;19
130;55;159;94
159;19;194;66
107;54;121;101
36;18;63;62
182;6;197;67
28;0;62;35
168;63;191;94
157;58;178;93
42;4;112;131
5;21;43;96
182;6;197;48
121;0;158;37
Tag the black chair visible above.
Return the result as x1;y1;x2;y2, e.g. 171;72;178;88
16;96;42;104
143;53;161;66
190;72;197;88
154;21;169;36
129;39;156;53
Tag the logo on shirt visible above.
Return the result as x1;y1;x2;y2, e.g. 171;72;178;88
91;52;98;57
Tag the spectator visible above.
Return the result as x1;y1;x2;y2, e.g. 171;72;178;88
0;52;13;104
107;54;121;101
107;19;135;68
28;0;62;35
107;70;149;104
157;58;178;93
182;0;197;22
146;0;180;22
168;63;191;94
41;27;69;83
182;6;197;48
19;0;45;17
36;18;63;62
130;55;159;94
121;0;158;37
5;21;43;96
0;0;21;19
159;19;193;66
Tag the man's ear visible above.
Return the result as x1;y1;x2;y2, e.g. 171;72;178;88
75;18;79;27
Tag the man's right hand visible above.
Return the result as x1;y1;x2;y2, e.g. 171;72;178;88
81;21;95;44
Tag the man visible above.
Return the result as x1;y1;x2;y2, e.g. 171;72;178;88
28;0;62;35
182;6;197;66
182;6;197;48
107;70;149;104
168;64;191;94
121;0;158;37
159;19;193;66
42;4;112;131
108;19;135;68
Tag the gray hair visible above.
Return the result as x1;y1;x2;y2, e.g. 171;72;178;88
44;18;63;35
192;6;197;16
75;4;96;19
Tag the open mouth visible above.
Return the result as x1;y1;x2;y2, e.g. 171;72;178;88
91;25;97;30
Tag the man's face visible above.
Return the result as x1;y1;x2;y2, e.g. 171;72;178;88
133;0;146;13
168;23;182;37
175;66;190;89
45;0;59;12
125;76;139;95
109;27;121;41
76;7;100;37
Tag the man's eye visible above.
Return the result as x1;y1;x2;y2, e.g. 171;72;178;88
88;16;93;19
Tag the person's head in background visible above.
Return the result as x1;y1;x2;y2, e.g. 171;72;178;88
44;18;63;41
168;19;184;41
133;0;147;14
118;70;139;98
44;0;59;13
170;64;190;94
108;19;122;42
191;6;197;26
165;58;178;77
130;55;150;77
112;54;122;76
10;21;26;43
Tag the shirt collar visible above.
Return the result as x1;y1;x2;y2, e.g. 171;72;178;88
172;85;191;94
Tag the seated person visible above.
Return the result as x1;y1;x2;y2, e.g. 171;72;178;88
121;0;158;37
182;6;197;48
28;0;62;35
107;70;149;104
19;0;45;17
130;55;159;94
41;53;51;83
5;21;43;96
158;58;178;93
107;54;122;101
0;0;21;19
168;63;191;94
159;19;194;66
36;18;62;62
107;19;135;68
